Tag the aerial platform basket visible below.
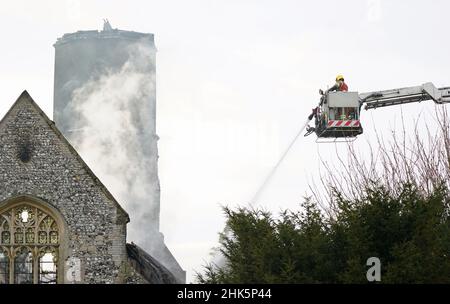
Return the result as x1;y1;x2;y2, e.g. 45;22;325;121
313;91;363;140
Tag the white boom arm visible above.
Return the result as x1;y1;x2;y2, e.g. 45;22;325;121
359;82;450;110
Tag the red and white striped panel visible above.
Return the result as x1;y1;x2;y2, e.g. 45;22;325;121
327;120;361;127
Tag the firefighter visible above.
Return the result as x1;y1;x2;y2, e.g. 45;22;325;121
319;75;348;104
327;75;348;93
319;75;348;95
320;75;350;119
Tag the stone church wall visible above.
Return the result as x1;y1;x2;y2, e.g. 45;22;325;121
0;95;146;283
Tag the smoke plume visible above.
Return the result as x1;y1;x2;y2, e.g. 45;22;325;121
69;40;161;251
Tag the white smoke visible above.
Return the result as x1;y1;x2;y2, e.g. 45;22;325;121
69;40;160;250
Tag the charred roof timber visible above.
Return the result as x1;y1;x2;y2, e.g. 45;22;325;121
103;19;113;31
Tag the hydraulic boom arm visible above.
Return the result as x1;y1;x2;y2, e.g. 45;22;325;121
359;82;450;110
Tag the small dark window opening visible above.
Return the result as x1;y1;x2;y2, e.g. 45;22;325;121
18;143;32;163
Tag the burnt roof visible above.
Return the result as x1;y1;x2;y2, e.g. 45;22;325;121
126;242;180;284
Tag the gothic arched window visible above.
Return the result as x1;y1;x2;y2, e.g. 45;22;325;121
0;203;60;284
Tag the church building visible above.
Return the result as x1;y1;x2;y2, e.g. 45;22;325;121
0;91;178;284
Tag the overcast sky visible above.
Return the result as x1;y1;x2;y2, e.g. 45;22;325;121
0;0;449;282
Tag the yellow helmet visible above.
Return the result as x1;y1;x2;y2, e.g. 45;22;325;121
336;74;344;81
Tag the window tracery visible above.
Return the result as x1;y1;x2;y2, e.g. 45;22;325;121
0;203;60;284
